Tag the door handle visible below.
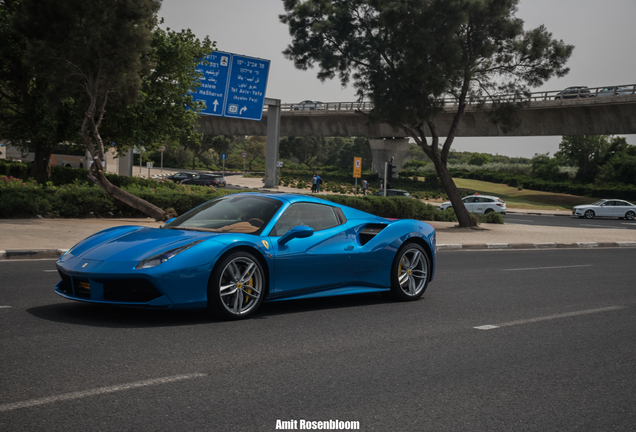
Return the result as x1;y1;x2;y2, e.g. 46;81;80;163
344;245;354;251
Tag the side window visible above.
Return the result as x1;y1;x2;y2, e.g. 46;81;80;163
271;203;342;236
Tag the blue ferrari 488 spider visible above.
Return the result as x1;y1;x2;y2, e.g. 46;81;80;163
55;193;436;320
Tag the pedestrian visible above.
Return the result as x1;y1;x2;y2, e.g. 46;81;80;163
311;174;317;193
316;174;322;192
386;181;392;190
379;179;384;191
361;178;368;195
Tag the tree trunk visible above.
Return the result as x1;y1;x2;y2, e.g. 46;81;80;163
81;103;167;221
31;143;53;182
88;167;168;221
430;154;474;227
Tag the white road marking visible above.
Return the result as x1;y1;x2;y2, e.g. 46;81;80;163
474;306;626;330
506;219;535;223
501;264;592;272
0;306;11;309
621;222;636;225
0;373;207;412
43;270;57;272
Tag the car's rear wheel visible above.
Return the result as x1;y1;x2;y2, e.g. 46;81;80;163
584;210;595;219
484;208;494;214
389;243;430;301
626;211;635;221
208;251;265;320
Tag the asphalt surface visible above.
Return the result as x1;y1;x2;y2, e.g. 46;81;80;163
1;248;635;431
504;213;636;230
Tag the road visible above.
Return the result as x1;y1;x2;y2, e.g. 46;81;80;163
1;249;635;431
505;213;636;230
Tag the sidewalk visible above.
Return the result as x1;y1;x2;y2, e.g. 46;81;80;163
1;175;635;259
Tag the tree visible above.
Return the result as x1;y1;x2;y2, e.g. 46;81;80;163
16;0;212;220
596;137;636;185
555;135;611;182
279;136;327;170
468;153;492;166
243;136;266;171
281;0;573;226
531;153;568;182
0;0;80;181
102;25;215;156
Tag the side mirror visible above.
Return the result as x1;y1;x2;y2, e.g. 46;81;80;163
278;225;314;245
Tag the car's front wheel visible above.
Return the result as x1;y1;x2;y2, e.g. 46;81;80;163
208;251;265;320
389;243;430;301
625;211;635;221
584;210;595;219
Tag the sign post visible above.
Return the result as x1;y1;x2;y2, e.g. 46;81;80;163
353;157;362;195
221;153;227;178
242;152;247;172
160;145;165;173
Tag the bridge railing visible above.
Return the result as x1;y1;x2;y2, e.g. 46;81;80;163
278;84;636;112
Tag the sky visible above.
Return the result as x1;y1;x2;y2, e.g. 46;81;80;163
159;0;636;158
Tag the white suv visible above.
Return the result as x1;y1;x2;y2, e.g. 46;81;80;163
439;195;506;214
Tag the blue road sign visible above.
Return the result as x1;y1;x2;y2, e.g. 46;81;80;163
194;52;232;116
192;51;270;121
221;153;227;160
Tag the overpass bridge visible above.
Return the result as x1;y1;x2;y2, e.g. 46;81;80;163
199;86;636;138
196;85;636;187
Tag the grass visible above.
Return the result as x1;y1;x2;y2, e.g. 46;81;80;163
452;178;596;210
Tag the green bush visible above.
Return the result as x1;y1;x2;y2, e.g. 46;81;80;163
480;211;505;224
320;195;455;222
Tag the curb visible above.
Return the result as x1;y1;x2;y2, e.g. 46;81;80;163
436;242;636;251
2;242;636;260
0;249;68;260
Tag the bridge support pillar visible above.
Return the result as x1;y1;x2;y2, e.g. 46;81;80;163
263;98;281;188
368;138;409;180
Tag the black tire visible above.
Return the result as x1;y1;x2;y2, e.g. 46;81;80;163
484;208;494;214
389;243;430;301
207;251;265;320
584;210;595;219
626;211;635;221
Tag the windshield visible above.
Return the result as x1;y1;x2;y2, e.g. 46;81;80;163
165;195;282;235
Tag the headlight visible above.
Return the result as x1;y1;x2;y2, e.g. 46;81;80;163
135;239;204;269
59;242;81;260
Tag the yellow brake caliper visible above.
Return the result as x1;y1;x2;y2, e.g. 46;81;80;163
244;276;253;304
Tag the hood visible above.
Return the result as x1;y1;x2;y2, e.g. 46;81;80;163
67;226;215;262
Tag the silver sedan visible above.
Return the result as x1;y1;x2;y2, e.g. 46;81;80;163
572;199;636;220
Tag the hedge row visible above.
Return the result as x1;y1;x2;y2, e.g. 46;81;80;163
0;160;175;189
0;187;222;219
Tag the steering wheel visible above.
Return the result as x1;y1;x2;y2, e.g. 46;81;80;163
248;218;264;227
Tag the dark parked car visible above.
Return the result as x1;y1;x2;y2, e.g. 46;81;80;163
372;189;413;198
165;172;196;183
555;86;593;99
182;173;227;188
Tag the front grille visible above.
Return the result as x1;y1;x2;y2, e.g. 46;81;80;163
103;279;162;303
57;271;73;295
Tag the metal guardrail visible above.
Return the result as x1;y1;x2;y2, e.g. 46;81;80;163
278;84;636;112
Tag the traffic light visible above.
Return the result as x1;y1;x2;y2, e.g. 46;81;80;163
387;164;396;179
